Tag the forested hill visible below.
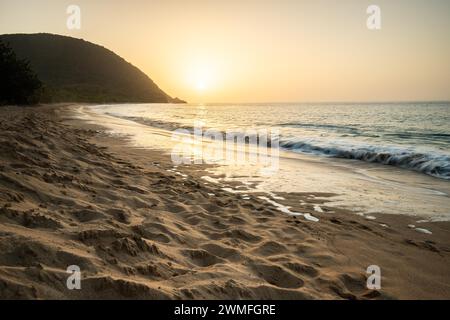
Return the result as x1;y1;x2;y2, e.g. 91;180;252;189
0;33;185;104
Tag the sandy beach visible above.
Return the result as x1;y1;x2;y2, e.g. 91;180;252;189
0;104;449;300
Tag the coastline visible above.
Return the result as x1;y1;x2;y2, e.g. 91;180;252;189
0;104;449;299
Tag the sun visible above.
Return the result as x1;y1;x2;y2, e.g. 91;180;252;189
187;60;217;93
192;69;211;92
196;80;207;91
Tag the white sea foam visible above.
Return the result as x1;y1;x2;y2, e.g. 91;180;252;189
313;205;324;213
258;196;319;222
415;228;432;235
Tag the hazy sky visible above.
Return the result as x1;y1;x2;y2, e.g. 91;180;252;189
1;0;449;103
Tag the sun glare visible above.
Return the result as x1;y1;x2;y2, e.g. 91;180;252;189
187;59;218;93
196;80;207;91
192;69;212;92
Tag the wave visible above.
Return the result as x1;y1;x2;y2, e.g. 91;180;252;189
278;122;359;133
278;138;450;180
102;112;450;180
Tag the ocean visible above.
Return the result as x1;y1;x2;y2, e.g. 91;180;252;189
79;102;450;220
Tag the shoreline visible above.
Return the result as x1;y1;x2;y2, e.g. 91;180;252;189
81;103;450;221
0;104;449;299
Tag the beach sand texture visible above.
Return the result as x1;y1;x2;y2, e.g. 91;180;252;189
0;105;449;299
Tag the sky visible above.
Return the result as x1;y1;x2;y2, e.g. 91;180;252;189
1;0;449;103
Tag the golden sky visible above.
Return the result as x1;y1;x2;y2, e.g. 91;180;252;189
1;0;449;103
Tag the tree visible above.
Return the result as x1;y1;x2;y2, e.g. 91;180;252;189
0;40;42;105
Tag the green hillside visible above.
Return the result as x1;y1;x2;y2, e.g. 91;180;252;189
0;33;185;104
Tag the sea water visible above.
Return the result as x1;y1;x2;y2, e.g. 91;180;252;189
80;102;450;220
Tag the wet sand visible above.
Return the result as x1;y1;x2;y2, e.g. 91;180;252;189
0;105;449;299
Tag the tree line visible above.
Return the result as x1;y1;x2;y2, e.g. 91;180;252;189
0;40;42;105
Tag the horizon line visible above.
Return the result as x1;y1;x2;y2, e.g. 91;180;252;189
186;100;450;105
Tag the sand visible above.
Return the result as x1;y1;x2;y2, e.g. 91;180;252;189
0;104;449;300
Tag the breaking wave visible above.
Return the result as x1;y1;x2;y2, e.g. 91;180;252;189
278;138;450;180
101;112;450;180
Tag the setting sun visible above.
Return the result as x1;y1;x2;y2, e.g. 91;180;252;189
187;62;217;93
195;80;206;91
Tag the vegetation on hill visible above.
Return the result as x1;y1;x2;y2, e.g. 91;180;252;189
0;33;185;104
0;40;42;105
